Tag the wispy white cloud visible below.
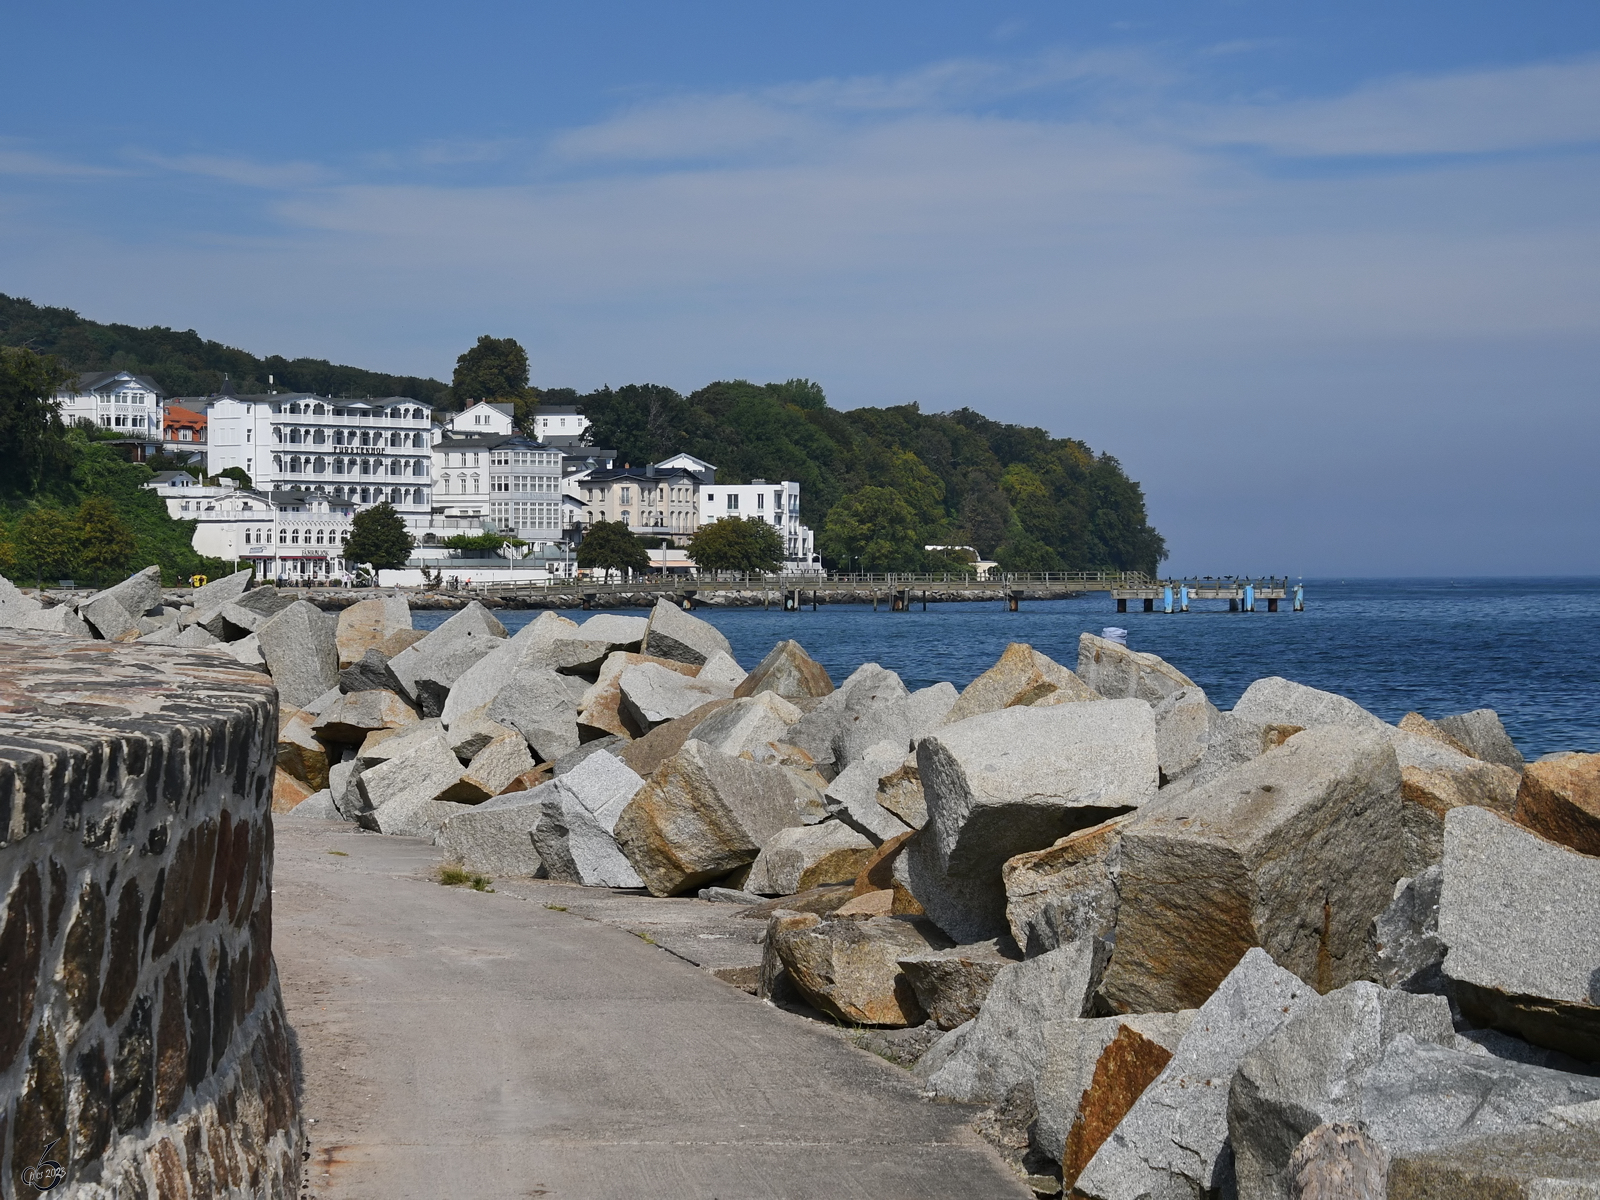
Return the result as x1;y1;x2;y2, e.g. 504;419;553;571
0;143;122;179
135;152;328;188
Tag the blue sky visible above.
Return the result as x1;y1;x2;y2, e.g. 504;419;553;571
5;2;1599;575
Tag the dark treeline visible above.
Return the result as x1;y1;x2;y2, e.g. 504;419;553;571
0;293;451;406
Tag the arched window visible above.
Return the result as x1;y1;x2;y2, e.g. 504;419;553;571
333;430;344;445
313;457;325;474
313;403;325;415
291;529;300;544
278;528;287;543
289;428;301;443
360;487;371;502
360;459;370;475
423;532;437;545
273;455;282;471
332;459;344;475
313;429;325;444
273;428;283;442
360;430;371;447
390;487;401;503
412;459;425;476
412;431;425;447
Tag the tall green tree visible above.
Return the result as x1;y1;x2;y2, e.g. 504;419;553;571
452;336;530;409
13;506;78;587
576;520;649;574
345;502;414;570
0;346;74;498
688;517;785;574
74;496;134;585
818;487;923;572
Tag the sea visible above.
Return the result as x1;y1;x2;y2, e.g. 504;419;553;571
415;577;1600;759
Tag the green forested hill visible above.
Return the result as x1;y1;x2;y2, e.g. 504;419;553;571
0;293;451;405
0;293;1165;573
566;380;1166;573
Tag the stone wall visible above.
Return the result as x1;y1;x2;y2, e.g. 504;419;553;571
0;633;301;1198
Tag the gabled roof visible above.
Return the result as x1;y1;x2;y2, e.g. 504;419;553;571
68;370;167;398
434;431;555;451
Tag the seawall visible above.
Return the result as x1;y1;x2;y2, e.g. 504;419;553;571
0;634;301;1198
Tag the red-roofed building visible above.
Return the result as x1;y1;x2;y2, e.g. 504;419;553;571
163;405;207;450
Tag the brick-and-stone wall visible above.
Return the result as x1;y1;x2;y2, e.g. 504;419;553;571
0;633;301;1198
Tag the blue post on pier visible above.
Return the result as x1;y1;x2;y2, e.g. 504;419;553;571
1294;583;1304;612
1243;583;1255;612
1163;584;1173;613
1179;584;1190;612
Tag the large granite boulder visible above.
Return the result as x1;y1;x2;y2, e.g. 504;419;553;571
1072;949;1320;1200
1152;685;1223;785
769;914;951;1026
529;751;647;887
1099;725;1403;1014
919;940;1102;1104
641;597;733;667
454;732;536;802
1228;982;1458;1199
823;740;916;843
446;704;520;761
1372;865;1446;993
1230;676;1389;735
1439;805;1600;1061
896;939;1018;1030
1035;1011;1195;1188
257;599;341;708
336;648;405;694
612;739;807;895
354;732;477;836
0;575;43;628
1392;728;1522;872
874;752;925;830
577;651;699;740
1437;707;1525;771
79;565;163;640
1002;814;1130;958
733;639;834;700
14;600;95;637
478;664;581;762
334;594;412;667
1385;1097;1600;1197
1514;751;1600;855
311;689;418;743
743;821;875;896
905;700;1157;943
696;649;748;690
834;681;958;772
685;691;802;759
434;791;545;876
205;587;294;639
940;642;1100;725
386;601;505;714
619;662;736;731
1076;631;1194;705
276;709;332;793
138;621;220;648
185;567;253;609
615;697;733;776
784;663;907;776
543;612;647;675
439;613;573;725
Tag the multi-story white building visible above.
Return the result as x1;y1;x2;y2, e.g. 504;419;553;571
431;432;563;544
143;473;356;581
699;478;814;564
204;389;434;528
434;401;515;440
531;404;591;447
53;371;166;460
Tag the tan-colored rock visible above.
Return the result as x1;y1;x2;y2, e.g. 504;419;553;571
739;885;858;921
875;754;926;829
1394;730;1521;872
272;767;314;813
616;697;733;777
379;627;428;657
453;732;536;804
1397;711;1473;757
1077;631;1195;704
733;639;835;700
771;915;950;1026
335;594;413;668
498;764;552;795
276;709;331;792
1099;725;1404;1014
1514;752;1600;855
942;642;1099;725
577;651;699;739
851;830;924;915
612;739;807;896
311;688;418;744
1002;814;1131;957
834;889;894;918
744;822;875;895
1286;1123;1390;1200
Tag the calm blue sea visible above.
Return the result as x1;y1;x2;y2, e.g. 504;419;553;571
415;578;1600;758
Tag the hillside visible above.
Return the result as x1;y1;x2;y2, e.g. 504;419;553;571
1;294;1166;573
0;293;451;405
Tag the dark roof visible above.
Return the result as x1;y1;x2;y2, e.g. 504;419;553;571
72;370;166;397
582;466;702;484
434;432;556;451
535;405;584;415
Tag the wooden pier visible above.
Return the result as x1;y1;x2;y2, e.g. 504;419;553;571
441;571;1303;613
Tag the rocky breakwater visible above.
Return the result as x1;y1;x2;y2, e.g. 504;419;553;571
0;629;299;1199
26;568;1600;1197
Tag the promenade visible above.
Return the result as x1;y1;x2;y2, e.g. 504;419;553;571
273;820;1030;1200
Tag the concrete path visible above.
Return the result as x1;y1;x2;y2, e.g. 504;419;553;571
273;820;1030;1200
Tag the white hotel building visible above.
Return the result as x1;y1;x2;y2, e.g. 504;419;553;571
205;390;435;530
53;370;166;460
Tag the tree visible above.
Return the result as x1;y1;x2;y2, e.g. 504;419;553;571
688;517;784;574
576;519;649;575
214;466;252;490
818;487;923;572
442;533;526;552
0;346;74;498
74;496;133;585
452;336;530;408
345;502;414;570
13;506;78;587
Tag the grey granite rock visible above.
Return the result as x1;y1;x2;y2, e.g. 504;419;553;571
1073;948;1321;1200
1152;685;1222;785
743;821;874;896
529;752;648;887
339;647;406;694
1372;866;1446;994
1076;632;1195;705
355;732;473;835
257;599;341;708
823;740;916;843
1440;805;1600;1061
783;663;905;776
619;661;734;730
1230;676;1390;735
896;939;1018;1031
686;691;802;758
79;565;163;640
1437;707;1525;771
434;790;545;876
641;597;734;667
483;664;582;762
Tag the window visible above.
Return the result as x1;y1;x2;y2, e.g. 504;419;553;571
620;487;632;504
621;510;630;525
756;493;764;510
726;494;739;510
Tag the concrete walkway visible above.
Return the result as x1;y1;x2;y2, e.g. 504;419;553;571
273;820;1030;1200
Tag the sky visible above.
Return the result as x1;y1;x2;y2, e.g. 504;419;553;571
3;1;1598;576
